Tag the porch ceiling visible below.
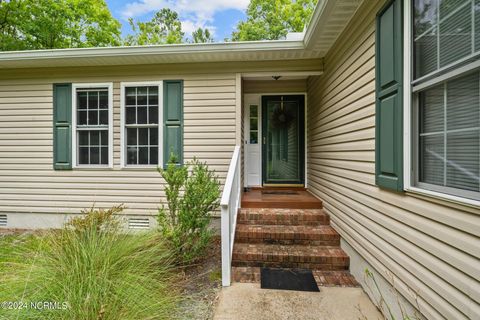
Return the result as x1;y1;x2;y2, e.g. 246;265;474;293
0;0;363;69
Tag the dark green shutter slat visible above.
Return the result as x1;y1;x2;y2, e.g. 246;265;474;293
375;0;403;191
53;83;72;170
163;80;183;165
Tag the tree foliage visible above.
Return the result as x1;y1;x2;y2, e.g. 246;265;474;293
231;0;318;41
191;27;214;43
0;0;121;51
124;8;184;46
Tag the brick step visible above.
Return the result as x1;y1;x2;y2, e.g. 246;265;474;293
237;208;330;226
232;243;349;270
241;189;323;209
235;224;340;246
232;267;359;287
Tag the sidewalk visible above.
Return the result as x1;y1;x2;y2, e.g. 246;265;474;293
214;283;383;320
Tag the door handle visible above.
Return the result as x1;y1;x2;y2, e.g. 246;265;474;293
263;136;266;144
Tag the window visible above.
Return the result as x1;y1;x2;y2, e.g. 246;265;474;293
122;84;162;166
249;105;258;144
73;84;113;167
412;0;480;201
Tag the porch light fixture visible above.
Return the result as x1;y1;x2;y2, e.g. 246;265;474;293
272;76;282;80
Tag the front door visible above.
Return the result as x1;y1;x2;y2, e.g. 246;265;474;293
262;95;305;185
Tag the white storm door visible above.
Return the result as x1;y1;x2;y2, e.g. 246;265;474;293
244;98;261;187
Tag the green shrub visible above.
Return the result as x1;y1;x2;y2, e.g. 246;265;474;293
158;156;220;265
0;206;179;320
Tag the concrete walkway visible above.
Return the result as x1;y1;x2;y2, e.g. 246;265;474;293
213;283;383;320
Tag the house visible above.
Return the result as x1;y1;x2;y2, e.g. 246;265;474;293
0;0;479;319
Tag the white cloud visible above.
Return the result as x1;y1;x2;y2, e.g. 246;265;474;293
121;0;249;38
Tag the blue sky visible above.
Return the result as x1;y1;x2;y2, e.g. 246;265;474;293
105;0;249;41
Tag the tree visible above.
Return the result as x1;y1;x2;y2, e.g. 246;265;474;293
0;0;121;51
191;27;214;43
124;8;184;46
231;0;318;41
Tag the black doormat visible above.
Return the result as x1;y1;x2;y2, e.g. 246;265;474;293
260;268;320;292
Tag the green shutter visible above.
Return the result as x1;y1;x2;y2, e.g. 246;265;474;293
375;0;403;191
53;83;72;170
163;80;183;165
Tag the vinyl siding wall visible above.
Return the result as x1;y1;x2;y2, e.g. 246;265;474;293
0;68;238;218
306;1;480;319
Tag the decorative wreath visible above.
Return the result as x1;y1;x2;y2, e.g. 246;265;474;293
270;105;294;129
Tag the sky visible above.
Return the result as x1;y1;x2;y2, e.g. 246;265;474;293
105;0;250;41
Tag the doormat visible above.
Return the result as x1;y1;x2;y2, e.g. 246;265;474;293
260;268;320;292
261;190;299;195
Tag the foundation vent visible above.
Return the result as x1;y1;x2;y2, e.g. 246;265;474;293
0;214;7;227
128;218;150;229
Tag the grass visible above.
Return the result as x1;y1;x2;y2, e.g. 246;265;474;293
0;219;180;320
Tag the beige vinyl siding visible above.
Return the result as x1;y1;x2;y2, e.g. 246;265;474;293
243;79;307;94
0;70;237;216
306;1;480;320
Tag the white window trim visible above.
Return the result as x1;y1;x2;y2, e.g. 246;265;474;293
72;82;114;169
403;1;480;207
120;81;163;168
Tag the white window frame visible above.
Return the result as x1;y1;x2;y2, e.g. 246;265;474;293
120;81;163;168
403;0;480;207
72;83;114;169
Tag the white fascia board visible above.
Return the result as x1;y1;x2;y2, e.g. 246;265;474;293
0;40;305;62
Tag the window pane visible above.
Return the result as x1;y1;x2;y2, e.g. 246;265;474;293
446;72;479;130
99;91;108;109
127;147;137;164
419;83;444;133
139;147;149;164
137;87;148;105
99;110;108;125
78;110;87;125
88;110;98;125
90;131;99;146
149;106;158;124
139;128;148;145
78;131;88;145
420;134;445;185
150;147;158;164
101;147;109;165
137;106;148;124
446;130;479;191
78;92;88;109
79;147;89;164
250;131;258;144
439;3;472;67
126;106;136;124
88;92;98;109
150;128;158;145
90;147;100;164
250;117;258;131
126;87;136;105
127;128;137;145
100;131;108;146
414;27;438;78
149;92;158;105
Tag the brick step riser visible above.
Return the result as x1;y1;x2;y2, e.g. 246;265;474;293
234;237;340;246
241;203;323;209
231;261;349;270
237;216;330;226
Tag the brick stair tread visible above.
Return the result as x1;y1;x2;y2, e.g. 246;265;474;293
238;208;330;225
232;267;359;287
232;243;349;265
235;224;340;241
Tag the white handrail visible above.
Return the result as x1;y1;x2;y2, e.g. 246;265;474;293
221;145;241;287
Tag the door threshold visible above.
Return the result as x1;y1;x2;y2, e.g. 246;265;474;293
262;184;305;188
